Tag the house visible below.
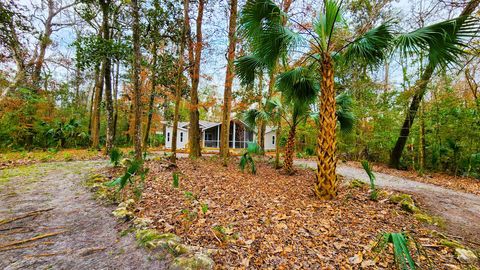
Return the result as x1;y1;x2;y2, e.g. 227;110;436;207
163;119;276;151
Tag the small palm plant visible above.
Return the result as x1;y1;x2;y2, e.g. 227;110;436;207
373;232;424;270
361;160;378;201
109;147;122;167
239;142;261;174
106;159;143;191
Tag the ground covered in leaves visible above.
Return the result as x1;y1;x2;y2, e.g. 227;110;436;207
345;161;480;196
122;157;479;269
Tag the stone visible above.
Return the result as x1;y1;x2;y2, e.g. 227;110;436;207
454;248;477;264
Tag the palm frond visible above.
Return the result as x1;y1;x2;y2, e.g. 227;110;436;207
395;16;480;67
314;0;343;50
239;0;300;67
336;92;355;133
241;109;260;129
343;23;394;65
234;55;267;86
276;67;319;105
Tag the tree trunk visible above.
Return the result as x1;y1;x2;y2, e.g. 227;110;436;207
91;63;104;149
187;0;205;158
314;54;338;200
389;62;435;168
283;124;296;174
101;0;114;154
220;0;238;165
171;0;189;163
275;121;281;169
31;0;54;89
113;60;120;142
131;0;143;161
144;43;158;151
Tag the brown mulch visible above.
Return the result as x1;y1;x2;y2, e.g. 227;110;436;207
128;157;478;269
345;161;480;196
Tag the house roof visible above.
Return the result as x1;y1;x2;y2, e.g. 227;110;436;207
163;120;276;133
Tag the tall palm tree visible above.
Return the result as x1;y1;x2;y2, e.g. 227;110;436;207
238;0;393;199
389;8;480;168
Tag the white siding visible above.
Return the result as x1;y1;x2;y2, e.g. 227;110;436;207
164;127;188;149
264;131;276;150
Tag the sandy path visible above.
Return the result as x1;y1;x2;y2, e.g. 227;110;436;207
0;161;166;270
295;159;480;243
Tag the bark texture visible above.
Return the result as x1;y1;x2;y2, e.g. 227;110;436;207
314;55;338;199
187;0;205;158
220;0;238;164
171;0;189;163
283;124;296;174
101;0;114;153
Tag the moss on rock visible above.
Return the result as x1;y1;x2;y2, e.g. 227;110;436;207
170;253;214;270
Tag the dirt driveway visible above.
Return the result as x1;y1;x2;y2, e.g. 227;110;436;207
0;161;166;270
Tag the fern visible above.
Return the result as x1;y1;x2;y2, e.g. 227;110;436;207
361;160;378;201
109;147;122;167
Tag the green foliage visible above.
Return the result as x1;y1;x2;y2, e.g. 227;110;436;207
172;172;179;188
106;159;143;191
109;147;122;167
361;160;378;201
239;143;260;175
200;203;208;215
374;232;416;270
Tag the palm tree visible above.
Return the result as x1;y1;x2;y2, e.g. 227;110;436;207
276;67;318;174
238;0;393;199
389;7;479;168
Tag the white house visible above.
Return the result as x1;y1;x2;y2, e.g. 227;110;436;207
163;119;276;151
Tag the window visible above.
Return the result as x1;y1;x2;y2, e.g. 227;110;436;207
180;132;183;142
167;132;170;142
272;135;275;145
205;133;213;141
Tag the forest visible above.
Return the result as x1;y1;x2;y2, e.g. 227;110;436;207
0;0;479;269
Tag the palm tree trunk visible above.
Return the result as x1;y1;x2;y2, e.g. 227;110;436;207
314;54;338;200
171;0;188;163
220;0;238;165
283;124;296;174
389;62;435;168
131;0;142;161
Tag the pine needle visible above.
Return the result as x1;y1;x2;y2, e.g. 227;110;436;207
0;230;67;249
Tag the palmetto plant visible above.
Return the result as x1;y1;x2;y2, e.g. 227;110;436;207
361;160;378;201
238;0;394;199
106;159;143;191
373;232;428;270
109;147;122;167
239;142;262;174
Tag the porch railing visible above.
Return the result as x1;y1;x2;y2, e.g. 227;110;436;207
203;140;254;149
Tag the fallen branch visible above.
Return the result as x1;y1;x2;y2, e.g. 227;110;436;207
0;241;54;252
0;208;54;226
0;230;67;249
24;250;69;258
